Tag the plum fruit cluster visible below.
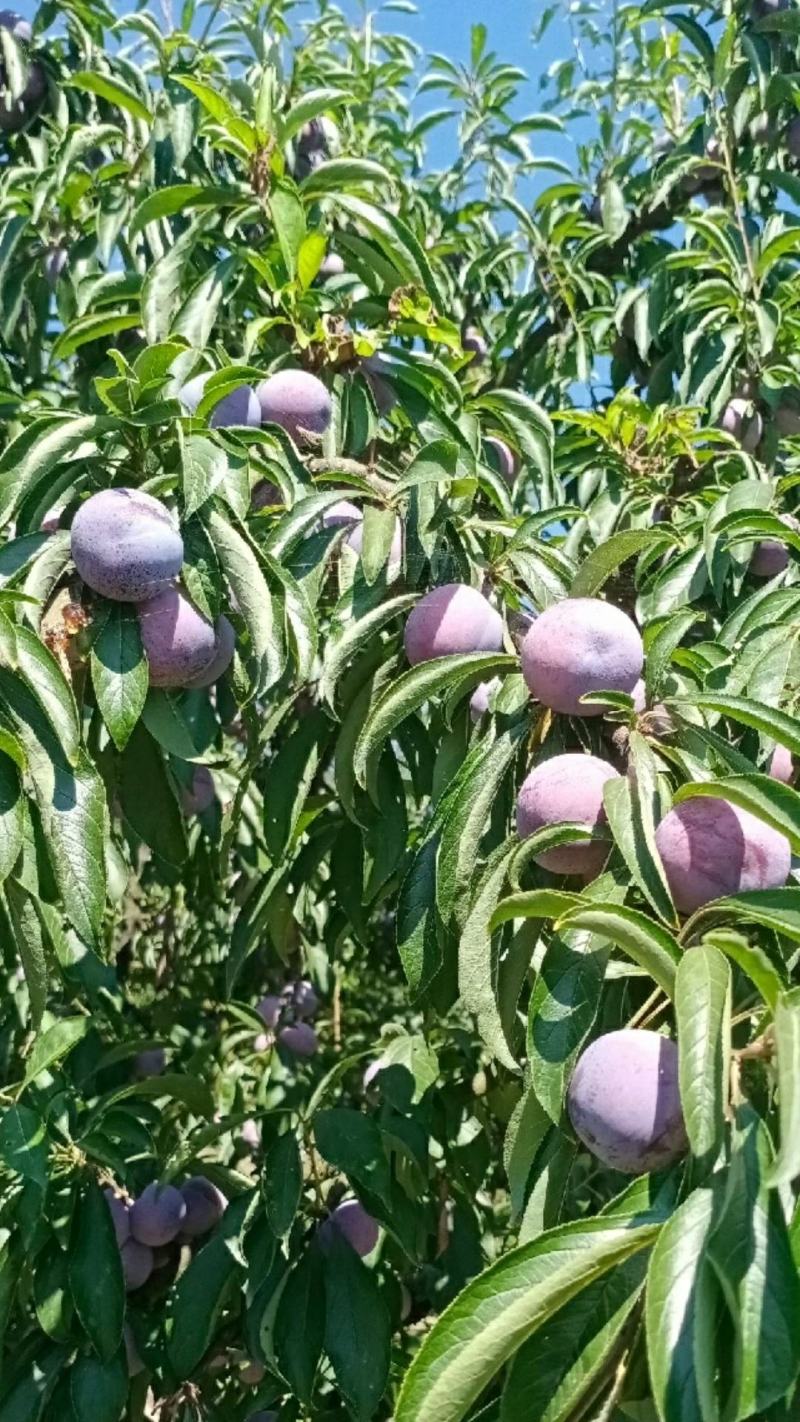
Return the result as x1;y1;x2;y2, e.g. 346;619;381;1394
105;1176;227;1295
254;979;321;1058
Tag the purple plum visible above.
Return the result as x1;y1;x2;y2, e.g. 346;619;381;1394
179;372;261;429
129;1183;187;1247
655;795;791;914
321;1199;380;1257
137;586;217;689
134;1048;166;1079
278;1023;318;1057
521;598;644;716
770;745;794;784
404;584;503;665
71;488;183;603
185;614;236;689
290;980;319;1018
462;327;487;363
256;370;332;442
568;1030;687;1174
720;397;763;452
470;677;500;721
484;436;518;484
180;1176;227;1237
516;753;619;877
750;513;800;577
257;995;283;1028
120;1239;154;1291
180;766;215;816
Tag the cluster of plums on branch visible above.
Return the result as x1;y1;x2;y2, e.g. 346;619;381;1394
105;1175;227;1293
405;585;793;908
254;979;321;1058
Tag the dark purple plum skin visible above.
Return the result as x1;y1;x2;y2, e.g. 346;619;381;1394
185;615;236;689
655;796;791;915
403;584;503;665
129;1183;187;1247
256;370;332;442
120;1238;154;1291
278;1022;318;1057
568;1030;687;1174
516;752;619;876
180;1176;227;1237
320;1200;380;1257
71;488;184;603
137;586;217;689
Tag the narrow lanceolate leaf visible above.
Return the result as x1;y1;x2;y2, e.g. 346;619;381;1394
710;1107;800;1420
13;624;81;766
439;726;523;927
68;70;151;122
607;731;676;924
555;903;681;998
395;1214;664;1422
570;529;670;598
263;709;332;862
3;880;47;1028
323;1230;392;1421
167;1194;250;1379
766;987;800;1188
320;592;417;707
0;414;110;526
397;834;442;999
459;842;518;1072
0;753;24;884
675;945;730;1168
263;1132;303;1236
354;653;516;800
68;1178;125;1362
207;506;283;697
700;929;784;1012
646;1187;721;1422
90;602;148;751
682;886;800;946
274;1244;326;1404
528;932;609;1125
501;1253;648;1422
671;695;800;758
673;775;800;855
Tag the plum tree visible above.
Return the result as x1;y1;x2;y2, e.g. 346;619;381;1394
137;587;218;688
71;489;184;602
750;513;800;576
404;584;503;664
516;753;619;876
104;1189;130;1247
320;1200;380;1256
129;1183;188;1247
568;1030;687;1173
120;1239;154;1292
179;372;261;428
256;370;332;441
655;796;791;914
278;1023;318;1057
521;598;643;716
180;1177;227;1237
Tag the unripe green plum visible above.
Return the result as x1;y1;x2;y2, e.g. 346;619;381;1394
521;598;643;716
130;1183;187;1247
71;488;183;602
404;584;503;665
137;587;217;689
120;1239;154;1291
750;513;799;577
720;397;763;452
516;753;619;876
655;795;791;914
180;1176;227;1237
568;1029;687;1174
185;614;236;689
179;372;261;429
257;370;332;442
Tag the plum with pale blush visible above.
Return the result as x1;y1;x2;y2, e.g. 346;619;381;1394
180;1177;227;1237
257;994;282;1027
138;587;217;689
320;1200;380;1256
179;373;261;428
404;584;503;665
655;795;790;914
484;436;517;484
516;753;619;877
521;598;643;716
186;615;236;689
770;745;795;784
130;1183;187;1247
257;370;332;442
470;677;500;721
462;327;487;363
121;1239;154;1291
720;397;763;452
71;489;183;602
568;1030;687;1174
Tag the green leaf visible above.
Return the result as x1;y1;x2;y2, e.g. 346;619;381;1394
604;732;675;924
671;695;800;758
68;1178;125;1363
645;609;702;698
281;87;350;140
13;624;81;765
700;928;783;1012
263;709;332;861
22;1017;89;1089
0;1343;69;1422
500;1252;647;1422
710;1107;800;1420
323;1229;391;1420
207;507;282;697
119;722;187;868
0;1103;47;1187
68;69;150;121
167;1193;250;1379
69;1350;127;1422
181;432;230;518
269;179;307;281
440;726;522;927
528;931;608;1124
3;881;47;1029
263;1132;302;1236
274;1244;325;1403
459;842;519;1072
0;754;24;884
396;834;442;998
395;1213;665;1422
129;182;243;236
320;592;417;707
555;903;680;998
174;75;255;151
766;987;800;1188
354;652;516;800
675;945;730;1168
93;1072;214;1122
646;1187;721;1422
314;1110;392;1207
90;603;148;752
570;530;667;598
673;775;800;855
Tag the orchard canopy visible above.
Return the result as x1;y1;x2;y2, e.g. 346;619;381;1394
4;0;800;1419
